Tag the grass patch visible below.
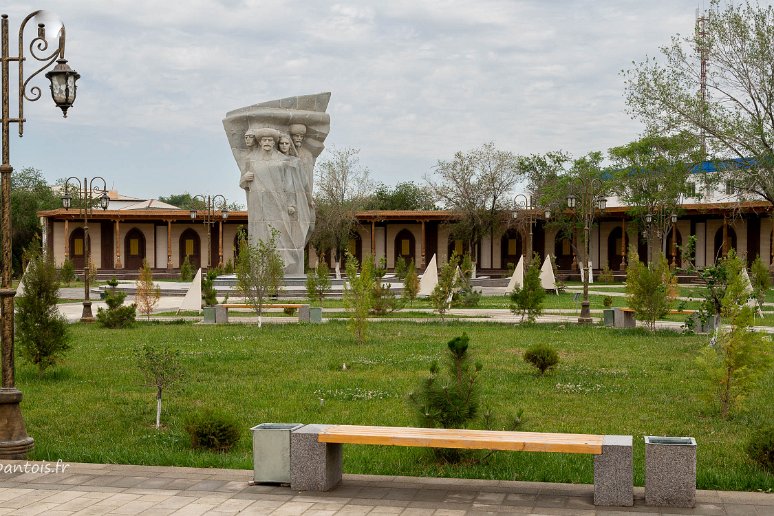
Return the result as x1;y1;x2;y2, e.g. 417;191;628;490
17;321;774;491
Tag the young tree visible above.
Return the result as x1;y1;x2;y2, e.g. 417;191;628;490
403;261;420;306
365;181;437;210
135;344;183;429
426;142;520;263
11;168;60;275
136;260;161;321
623;1;774;207
510;254;546;323
608;133;702;259
696;252;772;418
201;269;219;307
305;261;331;304
625;249;674;331
430;253;462;319
310;147;373;268
343;253;374;344
235;228;285;327
15;252;70;375
750;256;771;313
409;333;482;430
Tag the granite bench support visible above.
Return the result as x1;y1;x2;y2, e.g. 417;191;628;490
614;308;637;328
289;424;632;507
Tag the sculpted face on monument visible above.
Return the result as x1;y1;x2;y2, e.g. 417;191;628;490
278;134;292;155
223;93;331;276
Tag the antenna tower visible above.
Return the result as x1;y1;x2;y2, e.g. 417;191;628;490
695;8;709;159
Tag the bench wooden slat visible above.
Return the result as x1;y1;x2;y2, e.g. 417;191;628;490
221;303;305;309
318;425;603;454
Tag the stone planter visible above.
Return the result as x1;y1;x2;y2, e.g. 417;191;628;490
251;423;303;483
309;307;322;323
691;313;720;334
645;436;696;508
602;309;615;327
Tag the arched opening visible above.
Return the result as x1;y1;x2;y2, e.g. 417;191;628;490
124;228;146;271
554;235;573;270
713;225;737;263
501;229;523;270
607;227;629;271
69;227;87;270
394;228;416;266
179;228;201;270
341;232;363;271
447;237;480;264
233;227;247;263
664;226;683;268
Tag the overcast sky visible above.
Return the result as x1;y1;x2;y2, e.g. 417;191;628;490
4;1;742;207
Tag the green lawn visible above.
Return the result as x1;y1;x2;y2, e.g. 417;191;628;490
17;321;774;491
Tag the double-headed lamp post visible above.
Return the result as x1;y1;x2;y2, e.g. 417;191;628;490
644;210;677;264
189;195;228;268
512;194;551;267
61;177;109;322
567;184;606;324
1;10;79;459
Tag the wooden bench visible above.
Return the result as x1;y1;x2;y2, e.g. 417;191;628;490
288;424;633;507
218;303;319;323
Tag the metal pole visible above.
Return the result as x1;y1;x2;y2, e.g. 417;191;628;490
80;178;94;322
0;13;34;459
578;216;592;324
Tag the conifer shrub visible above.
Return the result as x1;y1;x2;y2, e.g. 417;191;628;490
409;332;482;430
58;258;76;286
201;269;218;307
510;254;545;323
96;289;136;328
598;265;614;284
306;261;331;303
184;410;240;452
747;427;774;473
16;253;70;375
523;343;559;375
402;261;419;305
179;256;194;282
394;255;408;280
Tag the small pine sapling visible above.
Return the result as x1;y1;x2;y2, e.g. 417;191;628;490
750;256;771;314
58;257;75;286
15;253;70;375
394;255;408;280
201;269;219;307
510;254;545;323
179;256;194;282
403;261;419;305
523;343;559;375
409;332;483;432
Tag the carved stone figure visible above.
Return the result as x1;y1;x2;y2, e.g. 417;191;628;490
223;93;331;275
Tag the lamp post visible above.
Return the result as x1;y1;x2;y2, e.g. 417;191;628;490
0;10;79;459
512;194;551;268
61;178;109;322
189;195;228;268
567;182;606;324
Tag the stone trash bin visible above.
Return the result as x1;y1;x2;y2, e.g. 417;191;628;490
645;436;696;508
251;423;303;483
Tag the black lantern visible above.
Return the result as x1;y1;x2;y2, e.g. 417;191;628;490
61;192;72;210
100;192;110;210
45;58;80;118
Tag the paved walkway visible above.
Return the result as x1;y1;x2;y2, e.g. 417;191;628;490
0;461;772;515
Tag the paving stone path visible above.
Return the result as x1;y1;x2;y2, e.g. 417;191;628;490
0;461;772;515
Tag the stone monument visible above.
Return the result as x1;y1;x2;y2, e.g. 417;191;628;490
223;93;331;275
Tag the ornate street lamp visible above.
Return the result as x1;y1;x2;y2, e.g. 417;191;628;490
190;194;228;267
567;182;606;324
513;194;551;268
0;10;79;459
62;177;109;322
